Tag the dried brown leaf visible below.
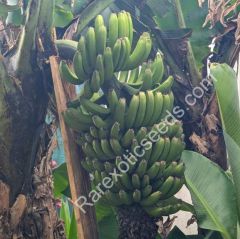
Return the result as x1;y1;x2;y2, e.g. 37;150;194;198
235;13;240;43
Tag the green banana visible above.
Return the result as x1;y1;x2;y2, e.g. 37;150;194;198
104;47;114;81
141;175;150;188
80;97;110;117
116;38;127;71
148;138;165;166
90;126;99;138
121;37;131;69
92;140;108;160
81;159;93;172
84;133;93;142
114;98;126;129
133;189;141;203
162;162;178;178
135;159;148;178
172;162;185;177
159;137;171;161
167;121;182;138
110;122;121;139
120;173;133;190
142;90;155;126
132;174;141;189
118;11;128;38
142;185;153;198
92;115;111;129
142;34;152;61
136;127;148;143
112;39;122;70
73;51;88;81
134;92;147;127
165;137;185;164
83;80;93;99
104;162;114;173
154;76;174;94
141;68;153;91
82;142;98;158
125;95;140;128
144;145;153;162
140;191;162;207
128;68;139;83
78;36;91;74
108;13;119;48
119;190;132;205
107;89;119;112
163;177;184;199
96;25;107;55
95;15;104;30
101;139;115;159
144;203;181;217
152;52;164;85
59;61;82;85
118;71;129;83
149;92;164;125
126;12;133;46
93;159;104;171
121;129;135;148
63;111;90;132
110;138;123;156
152;178;164;191
94;170;102;185
155;161;167;179
98;127;108;139
86;27;97;68
159;176;174;195
158;94;172;119
124;34;147;70
147;162;161;180
96;55;105;84
65;107;92;124
105;190;122;206
90;71;101;93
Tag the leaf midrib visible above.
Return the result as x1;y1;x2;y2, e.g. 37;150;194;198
186;177;232;239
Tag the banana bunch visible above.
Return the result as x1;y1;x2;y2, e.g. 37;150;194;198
59;11;153;97
63;86;175;133
61;12;187;219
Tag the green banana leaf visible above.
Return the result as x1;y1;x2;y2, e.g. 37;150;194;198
210;64;240;146
210;63;240;221
53;163;69;197
182;150;238;239
5;0;23;26
54;2;74;28
60;198;71;237
146;0;218;69
98;213;119;239
0;1;21;20
68;212;78;239
73;0;114;40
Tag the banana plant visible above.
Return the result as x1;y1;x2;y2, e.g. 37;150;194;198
182;63;240;239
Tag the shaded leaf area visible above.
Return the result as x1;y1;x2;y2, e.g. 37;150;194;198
210;63;240;220
182;150;238;239
53;163;69;198
148;0;218;69
60;198;78;239
53;162;118;239
54;4;74;28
